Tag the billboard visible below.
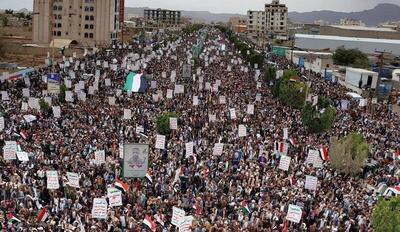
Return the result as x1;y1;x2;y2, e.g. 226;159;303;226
123;144;149;178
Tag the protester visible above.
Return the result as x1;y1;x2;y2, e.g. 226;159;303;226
0;28;398;232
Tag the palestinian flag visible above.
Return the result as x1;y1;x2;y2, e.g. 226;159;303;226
37;208;48;222
115;179;129;193
319;147;328;161
123;72;148;93
145;171;152;183
20;130;29;140
143;215;156;232
288;138;296;147
241;200;251;215
7;213;21;224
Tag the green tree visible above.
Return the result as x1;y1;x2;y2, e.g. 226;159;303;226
58;84;67;103
264;65;276;84
329;133;369;175
250;53;264;69
277;70;306;108
372;196;400;232
156;112;177;135
302;96;336;133
0;16;9;27
333;47;370;68
39;99;50;112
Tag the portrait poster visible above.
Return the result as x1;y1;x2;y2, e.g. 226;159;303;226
123;144;149;178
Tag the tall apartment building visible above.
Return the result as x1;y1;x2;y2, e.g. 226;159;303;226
265;0;288;37
144;9;181;27
33;0;123;46
229;17;247;33
246;11;266;38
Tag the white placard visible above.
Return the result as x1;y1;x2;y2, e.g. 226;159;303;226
185;142;193;158
278;155;291;171
286;204;302;223
193;96;199;106
65;80;72;89
123;109;132;120
21;102;28;111
150;81;157;89
108;191;123;207
219;96;226;104
247;104;254;115
171;207;185;226
88;86;95;95
94;150;105;165
305;175;318;191
136;125;144;134
66;91;73;102
213;143;224;156
283;128;289;140
108;97;116;105
155;135;166;149
229;108;236;120
16;152;29;162
256;93;262;102
209;114;216;122
92;198;108;219
67;172;80;188
46;170;60;189
238;125;247;137
3;141;17;160
305;149;323;168
169;117;178;130
1;91;10;101
78;92;86;101
179;216;194;232
105;78;111;86
0;116;4;131
22;88;30;97
52;106;61;118
167;89;173;99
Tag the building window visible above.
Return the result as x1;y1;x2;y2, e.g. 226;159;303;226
58;15;62;19
53;6;58;11
90;15;94;21
58;6;62;11
84;24;89;29
84;33;88;38
57;23;62;28
89;7;94;12
84;7;89;12
57;31;61;36
89;33;93;38
66;32;68;35
89;24;94;29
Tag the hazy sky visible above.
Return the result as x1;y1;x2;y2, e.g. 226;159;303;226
0;0;399;14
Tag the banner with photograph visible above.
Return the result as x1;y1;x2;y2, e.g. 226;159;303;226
123;144;149;178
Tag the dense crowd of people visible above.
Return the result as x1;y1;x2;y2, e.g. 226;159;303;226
0;28;399;231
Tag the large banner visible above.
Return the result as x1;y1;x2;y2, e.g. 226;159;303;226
123;144;149;178
47;73;61;94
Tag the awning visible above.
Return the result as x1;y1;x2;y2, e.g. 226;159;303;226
49;39;76;48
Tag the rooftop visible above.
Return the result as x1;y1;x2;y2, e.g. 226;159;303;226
346;67;378;75
295;34;400;45
330;25;397;32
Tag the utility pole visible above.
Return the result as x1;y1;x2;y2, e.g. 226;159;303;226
290;36;294;63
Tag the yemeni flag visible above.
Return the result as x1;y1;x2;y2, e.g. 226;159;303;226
145;171;152;183
115;179;129;193
143;215;156;232
193;201;202;216
319;147;328;161
241;200;251;215
288;138;296;147
393;150;400;160
123;72;148;93
20;129;29;140
37;208;48;222
7;213;21;224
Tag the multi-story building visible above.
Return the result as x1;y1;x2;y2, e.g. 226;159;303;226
247;0;288;41
144;9;181;27
32;0;123;46
265;0;288;38
229;16;247;33
246;11;266;39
